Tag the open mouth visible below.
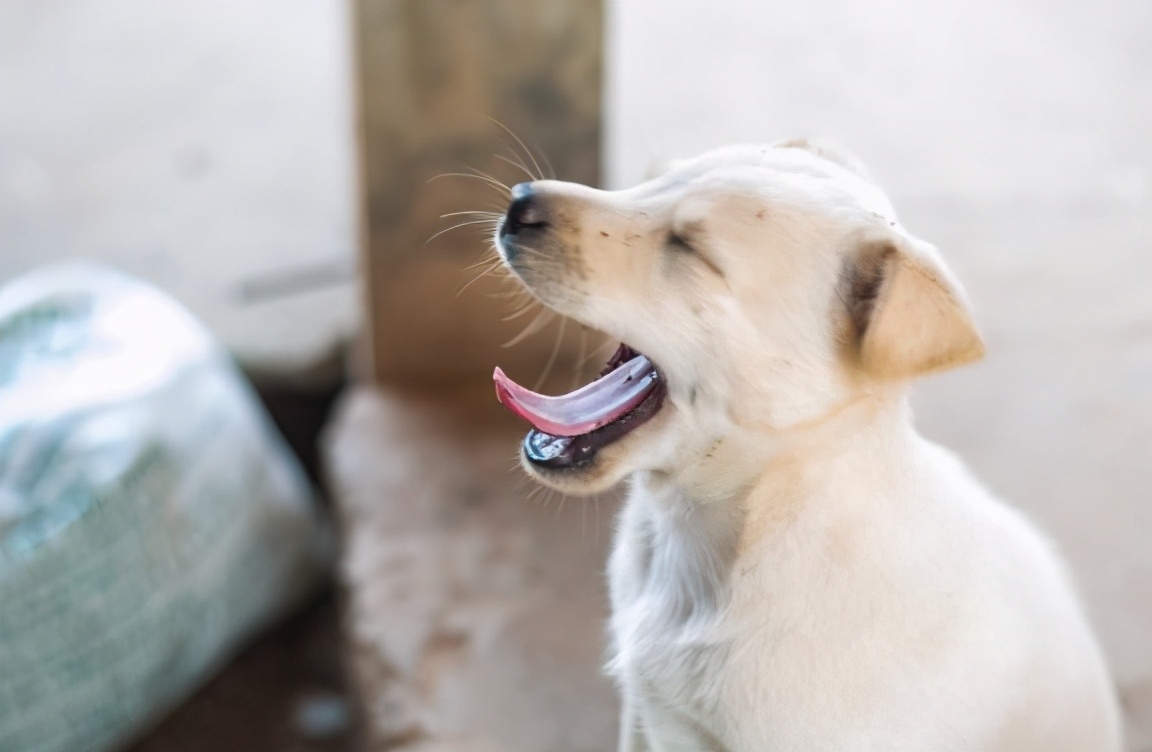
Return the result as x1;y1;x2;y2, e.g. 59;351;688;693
493;344;667;469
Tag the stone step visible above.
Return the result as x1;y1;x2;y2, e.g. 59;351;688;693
323;385;620;751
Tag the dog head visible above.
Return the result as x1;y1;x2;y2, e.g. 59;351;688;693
493;140;983;495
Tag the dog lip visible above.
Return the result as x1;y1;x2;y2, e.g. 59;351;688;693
508;343;667;470
522;376;666;469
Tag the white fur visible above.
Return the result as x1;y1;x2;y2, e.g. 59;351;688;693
497;141;1122;751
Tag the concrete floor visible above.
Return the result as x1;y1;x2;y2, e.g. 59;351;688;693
2;0;1149;749
326;385;621;752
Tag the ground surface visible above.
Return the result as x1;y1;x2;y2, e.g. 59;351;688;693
124;593;361;752
325;384;621;752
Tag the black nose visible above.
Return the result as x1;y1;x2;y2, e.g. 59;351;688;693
501;183;547;237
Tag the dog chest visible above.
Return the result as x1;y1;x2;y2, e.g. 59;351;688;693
607;491;738;724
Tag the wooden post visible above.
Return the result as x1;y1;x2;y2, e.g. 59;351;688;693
339;9;614;748
352;0;603;384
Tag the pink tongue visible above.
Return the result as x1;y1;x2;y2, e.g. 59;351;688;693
493;355;658;437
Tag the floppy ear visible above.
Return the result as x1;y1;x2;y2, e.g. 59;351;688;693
842;235;984;380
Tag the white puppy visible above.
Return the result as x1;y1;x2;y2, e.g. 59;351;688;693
491;140;1122;751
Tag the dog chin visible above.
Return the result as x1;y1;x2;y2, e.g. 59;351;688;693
519;439;633;495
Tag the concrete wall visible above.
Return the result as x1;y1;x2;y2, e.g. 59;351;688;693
0;1;358;377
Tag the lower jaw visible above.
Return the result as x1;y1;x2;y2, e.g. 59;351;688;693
521;379;667;470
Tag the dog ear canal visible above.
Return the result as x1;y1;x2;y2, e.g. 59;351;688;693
843;236;985;380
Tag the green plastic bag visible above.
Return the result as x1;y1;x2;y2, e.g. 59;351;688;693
0;264;329;752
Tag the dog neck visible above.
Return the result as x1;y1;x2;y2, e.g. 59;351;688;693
631;389;917;582
655;389;914;502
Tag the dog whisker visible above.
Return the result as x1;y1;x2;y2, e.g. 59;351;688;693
466;165;515;191
495;153;539;183
491;286;534;300
426;218;499;245
578;337;618;369
503;300;541;322
462;253;503;272
429;171;511;196
490;117;548;181
441;210;502;219
503;307;555;348
533;316;567;391
572;324;589;391
456;258;507;298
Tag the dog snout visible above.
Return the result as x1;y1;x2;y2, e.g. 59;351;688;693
502;183;549;239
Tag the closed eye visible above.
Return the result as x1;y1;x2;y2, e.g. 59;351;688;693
667;231;695;253
665;230;725;278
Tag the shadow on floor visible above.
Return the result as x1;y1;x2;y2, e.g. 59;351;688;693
127;590;363;752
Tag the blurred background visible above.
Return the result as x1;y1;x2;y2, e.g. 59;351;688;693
0;1;1148;751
